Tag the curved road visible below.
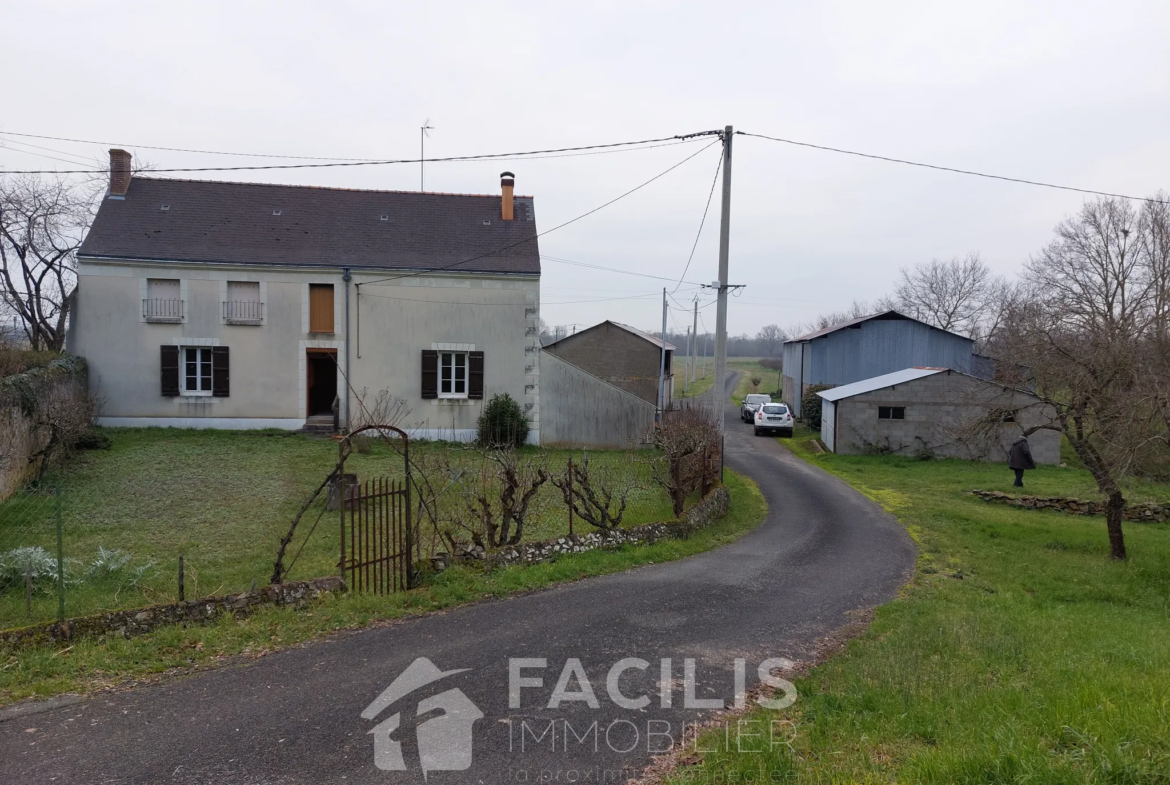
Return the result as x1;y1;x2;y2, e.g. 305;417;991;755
0;375;914;784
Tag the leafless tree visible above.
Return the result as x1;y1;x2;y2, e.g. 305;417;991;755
995;196;1170;560
893;252;1009;341
645;402;721;516
550;453;640;531
456;448;550;549
755;324;787;357
0;175;98;350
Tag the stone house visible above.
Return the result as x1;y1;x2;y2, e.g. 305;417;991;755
542;321;675;408
68;152;541;440
782;311;993;417
818;367;1060;463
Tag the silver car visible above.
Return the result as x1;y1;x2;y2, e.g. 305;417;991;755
741;393;772;423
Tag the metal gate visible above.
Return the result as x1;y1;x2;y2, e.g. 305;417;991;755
343;477;412;594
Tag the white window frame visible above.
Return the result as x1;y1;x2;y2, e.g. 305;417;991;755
182;346;214;397
439;351;469;399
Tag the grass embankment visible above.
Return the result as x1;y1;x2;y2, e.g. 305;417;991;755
672;356;716;399
0;429;677;628
676;426;1170;783
729;359;782;405
0;470;764;704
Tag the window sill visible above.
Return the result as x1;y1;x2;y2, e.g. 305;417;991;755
145;317;183;324
226;319;263;326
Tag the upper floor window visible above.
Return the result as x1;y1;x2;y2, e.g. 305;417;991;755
309;284;334;333
144;278;182;323
225;281;263;325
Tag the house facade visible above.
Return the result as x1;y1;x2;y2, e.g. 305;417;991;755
69;152;541;441
542;321;674;407
782;311;990;417
818;367;1061;463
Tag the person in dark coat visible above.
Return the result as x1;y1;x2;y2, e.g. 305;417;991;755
1008;435;1036;487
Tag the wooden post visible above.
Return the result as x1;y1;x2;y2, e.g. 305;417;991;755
55;483;65;622
567;455;574;537
178;555;185;602
25;562;32;616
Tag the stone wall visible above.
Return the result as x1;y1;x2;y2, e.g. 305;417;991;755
452;485;732;569
0;576;345;649
970;490;1170;522
0;355;88;500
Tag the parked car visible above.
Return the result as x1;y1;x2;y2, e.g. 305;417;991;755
741;394;772;422
754;402;794;437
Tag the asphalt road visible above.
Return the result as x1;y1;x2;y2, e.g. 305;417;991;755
0;375;915;784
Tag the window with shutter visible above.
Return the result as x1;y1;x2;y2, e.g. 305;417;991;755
212;346;230;397
309;284;334;333
468;351;484;399
160;345;180;397
421;350;438;399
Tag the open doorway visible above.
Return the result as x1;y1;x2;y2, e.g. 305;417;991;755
306;349;338;417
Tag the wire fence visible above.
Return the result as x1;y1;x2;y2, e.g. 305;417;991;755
0;480;227;631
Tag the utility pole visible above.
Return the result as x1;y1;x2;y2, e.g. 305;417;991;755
684;327;692;391
657;288;668;423
690;296;699;387
713;125;733;430
420;119;434;191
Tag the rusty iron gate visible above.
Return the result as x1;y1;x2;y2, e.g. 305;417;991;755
342;477;412;593
338;425;415;593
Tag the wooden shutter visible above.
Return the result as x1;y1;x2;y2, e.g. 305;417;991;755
212;346;230;397
161;345;180;397
421;350;438;399
468;351;485;400
309;284;334;333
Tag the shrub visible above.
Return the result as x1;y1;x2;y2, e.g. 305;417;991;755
801;384;835;429
0;546;59;592
759;358;782;371
75;429;112;450
476;393;530;448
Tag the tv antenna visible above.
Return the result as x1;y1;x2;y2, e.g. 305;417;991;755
420;119;434;191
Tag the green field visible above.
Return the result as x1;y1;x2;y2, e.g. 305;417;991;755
675;427;1170;783
0;429;681;629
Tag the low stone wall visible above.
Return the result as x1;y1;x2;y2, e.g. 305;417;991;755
970;490;1170;522
453;485;732;569
0;576;345;649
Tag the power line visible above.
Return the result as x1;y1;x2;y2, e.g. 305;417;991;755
541;255;704;287
358;139;721;287
672;150;723;293
0;132;720;175
738;130;1170;205
0;138;96;164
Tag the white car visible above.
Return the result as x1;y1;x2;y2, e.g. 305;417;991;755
741;393;772;423
754;402;794;437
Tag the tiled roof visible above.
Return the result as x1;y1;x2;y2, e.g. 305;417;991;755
78;177;540;274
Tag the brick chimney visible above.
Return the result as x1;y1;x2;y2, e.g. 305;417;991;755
109;149;132;197
500;171;515;221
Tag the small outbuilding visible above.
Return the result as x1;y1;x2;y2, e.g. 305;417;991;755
818;367;1060;464
542;321;674;407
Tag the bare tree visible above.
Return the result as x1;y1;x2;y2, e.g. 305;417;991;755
755;324;786;357
456;448;550;549
893;252;1008;340
996;196;1170;560
550;454;639;531
0;175;97;350
645;402;721;516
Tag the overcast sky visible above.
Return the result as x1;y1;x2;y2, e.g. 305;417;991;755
4;1;1168;338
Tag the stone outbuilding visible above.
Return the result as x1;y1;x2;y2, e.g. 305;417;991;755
818;367;1060;463
542;321;674;407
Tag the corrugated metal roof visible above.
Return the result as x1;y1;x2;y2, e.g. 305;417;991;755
785;310;970;343
817;367;947;402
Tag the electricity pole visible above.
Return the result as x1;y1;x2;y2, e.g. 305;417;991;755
713;125;733;431
690;296;699;387
420;119;434;190
657;288;668;422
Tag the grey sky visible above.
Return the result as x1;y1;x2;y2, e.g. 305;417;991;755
4;1;1168;338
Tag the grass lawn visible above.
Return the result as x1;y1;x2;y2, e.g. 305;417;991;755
729;358;783;405
0;429;678;629
0;470;765;704
675;427;1170;783
672;355;717;399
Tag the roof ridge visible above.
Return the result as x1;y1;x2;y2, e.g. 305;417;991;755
132;176;533;199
